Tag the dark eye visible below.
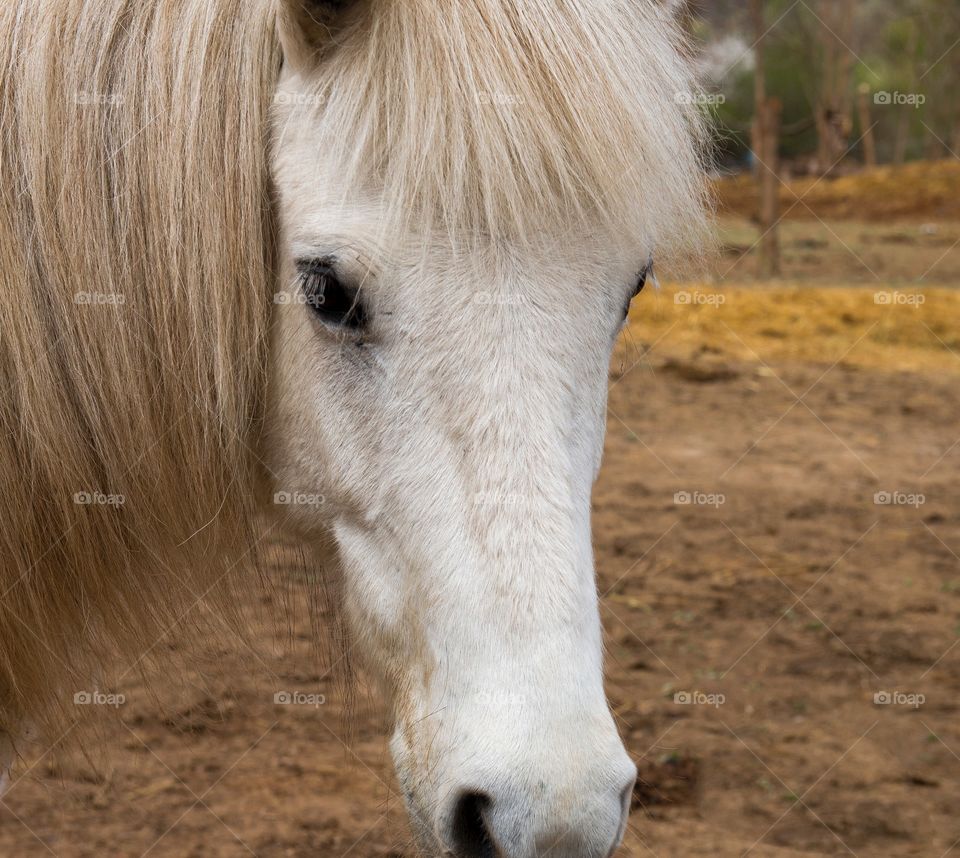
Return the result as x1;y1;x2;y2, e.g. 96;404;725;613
633;255;654;299
297;258;366;329
623;255;654;319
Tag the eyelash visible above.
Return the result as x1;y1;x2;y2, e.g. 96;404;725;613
634;255;654;298
296;258;367;330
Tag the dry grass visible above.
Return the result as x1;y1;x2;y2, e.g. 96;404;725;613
626;284;960;374
715;159;960;223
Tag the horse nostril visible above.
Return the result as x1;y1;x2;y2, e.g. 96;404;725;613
449;790;497;858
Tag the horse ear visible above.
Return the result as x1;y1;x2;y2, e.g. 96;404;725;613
277;0;362;68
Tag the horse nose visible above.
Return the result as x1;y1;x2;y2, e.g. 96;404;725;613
443;765;636;858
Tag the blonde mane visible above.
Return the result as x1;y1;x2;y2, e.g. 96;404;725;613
0;0;279;747
281;0;710;258
0;0;708;750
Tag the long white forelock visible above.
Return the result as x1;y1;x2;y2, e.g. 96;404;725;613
283;0;711;263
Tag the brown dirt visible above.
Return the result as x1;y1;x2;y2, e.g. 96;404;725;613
2;289;959;856
713;218;960;286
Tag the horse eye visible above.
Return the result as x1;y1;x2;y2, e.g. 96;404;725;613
624;255;655;320
633;255;655;298
296;258;366;329
633;270;647;298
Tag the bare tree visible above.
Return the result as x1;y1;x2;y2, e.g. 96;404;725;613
814;0;856;172
752;0;781;278
913;0;960;160
857;83;878;168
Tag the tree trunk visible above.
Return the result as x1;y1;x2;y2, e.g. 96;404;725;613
751;0;766;163
925;123;945;160
893;109;910;165
758;98;782;278
857;85;877;168
814;0;855;173
815;108;832;171
752;0;781;278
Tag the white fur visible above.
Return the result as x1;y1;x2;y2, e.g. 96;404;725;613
265;184;637;857
262;1;708;855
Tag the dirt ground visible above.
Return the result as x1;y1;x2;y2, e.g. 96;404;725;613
1;222;959;856
716;218;960;287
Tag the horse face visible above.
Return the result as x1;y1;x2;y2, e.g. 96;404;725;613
264;171;638;857
266;151;646;858
261;2;675;855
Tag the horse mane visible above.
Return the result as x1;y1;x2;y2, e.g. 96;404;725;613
0;0;280;748
0;0;709;750
277;0;711;260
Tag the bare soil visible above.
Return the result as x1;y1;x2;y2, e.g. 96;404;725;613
2;288;959;857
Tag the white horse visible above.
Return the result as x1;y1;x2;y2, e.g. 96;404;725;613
0;0;708;855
